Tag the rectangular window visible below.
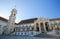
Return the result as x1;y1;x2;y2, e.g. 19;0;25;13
0;25;1;28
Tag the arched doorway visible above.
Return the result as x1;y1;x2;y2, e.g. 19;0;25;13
36;23;39;31
45;22;49;31
40;23;44;32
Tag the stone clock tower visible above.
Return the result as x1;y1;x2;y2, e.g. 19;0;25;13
4;8;17;34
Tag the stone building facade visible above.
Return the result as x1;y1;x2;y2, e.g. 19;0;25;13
0;16;60;36
15;18;60;36
0;8;60;36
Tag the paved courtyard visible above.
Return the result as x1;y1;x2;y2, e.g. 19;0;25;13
0;35;59;39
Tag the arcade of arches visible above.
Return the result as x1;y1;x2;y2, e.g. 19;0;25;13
34;18;51;33
35;22;50;32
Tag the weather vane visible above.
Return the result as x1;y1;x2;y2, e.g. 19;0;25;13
14;0;16;8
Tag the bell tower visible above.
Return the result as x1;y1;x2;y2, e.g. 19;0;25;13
8;8;17;31
4;8;17;34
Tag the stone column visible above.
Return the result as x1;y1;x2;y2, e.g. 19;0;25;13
30;26;32;31
25;28;27;31
52;22;55;32
53;25;54;31
48;22;51;30
39;22;41;33
34;23;36;31
43;22;46;32
34;22;38;35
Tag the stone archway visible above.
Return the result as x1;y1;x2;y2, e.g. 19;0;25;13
36;23;39;31
45;22;49;31
40;23;44;32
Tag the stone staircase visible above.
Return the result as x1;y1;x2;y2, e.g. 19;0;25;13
0;35;58;39
47;30;60;36
34;33;57;38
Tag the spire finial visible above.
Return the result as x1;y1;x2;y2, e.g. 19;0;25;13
14;5;16;8
14;0;16;8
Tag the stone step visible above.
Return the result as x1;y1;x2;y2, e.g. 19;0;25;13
34;33;57;38
0;35;58;39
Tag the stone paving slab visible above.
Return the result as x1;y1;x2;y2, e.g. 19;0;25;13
0;35;59;39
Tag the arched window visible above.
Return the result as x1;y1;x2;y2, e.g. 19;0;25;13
40;23;44;31
0;25;1;28
32;27;34;31
45;22;49;31
36;23;39;31
14;14;15;16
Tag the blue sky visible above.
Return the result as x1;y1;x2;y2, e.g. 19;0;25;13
0;0;60;23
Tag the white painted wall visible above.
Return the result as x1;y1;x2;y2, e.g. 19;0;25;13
0;20;7;34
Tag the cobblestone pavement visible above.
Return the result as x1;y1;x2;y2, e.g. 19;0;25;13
0;35;59;39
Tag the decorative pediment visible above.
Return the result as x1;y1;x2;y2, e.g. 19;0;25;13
38;17;49;21
35;17;49;23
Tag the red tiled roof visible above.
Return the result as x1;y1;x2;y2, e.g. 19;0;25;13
18;18;60;24
0;16;8;22
50;18;60;21
0;16;60;25
0;16;17;24
18;18;37;24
